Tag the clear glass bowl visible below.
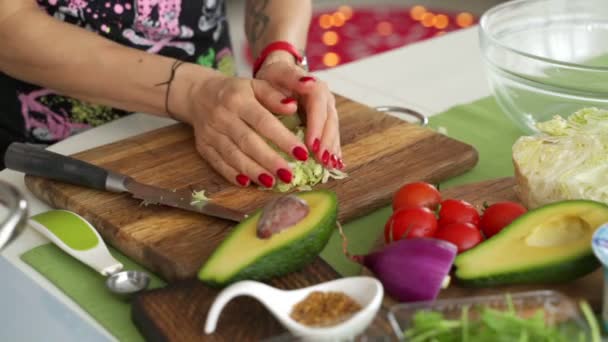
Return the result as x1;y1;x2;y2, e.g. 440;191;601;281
388;290;590;341
480;0;608;133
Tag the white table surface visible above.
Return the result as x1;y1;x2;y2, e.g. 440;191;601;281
0;27;491;341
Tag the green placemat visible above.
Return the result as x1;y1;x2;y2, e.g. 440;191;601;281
21;245;165;342
20;96;525;341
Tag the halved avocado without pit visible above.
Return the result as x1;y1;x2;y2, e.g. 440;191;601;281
198;190;338;287
454;200;608;287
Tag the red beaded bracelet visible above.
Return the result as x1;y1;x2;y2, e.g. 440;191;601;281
252;41;303;77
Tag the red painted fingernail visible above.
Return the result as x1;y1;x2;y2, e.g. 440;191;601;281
322;150;330;165
236;174;250;186
258;173;274;188
281;97;297;105
292;146;308;161
277;168;293;183
330;154;338;168
312;138;320;153
299;76;316;83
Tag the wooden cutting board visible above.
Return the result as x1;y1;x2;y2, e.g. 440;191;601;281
363;177;604;312
24;94;478;282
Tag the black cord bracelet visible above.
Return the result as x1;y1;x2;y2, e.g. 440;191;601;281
155;59;186;120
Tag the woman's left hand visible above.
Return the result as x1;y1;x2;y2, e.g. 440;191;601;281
254;51;344;170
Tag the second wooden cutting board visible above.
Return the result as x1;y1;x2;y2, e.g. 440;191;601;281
24;94;478;281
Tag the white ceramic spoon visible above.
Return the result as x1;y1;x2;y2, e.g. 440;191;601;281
205;276;383;341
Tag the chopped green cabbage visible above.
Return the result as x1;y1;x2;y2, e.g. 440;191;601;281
190;190;210;208
266;115;348;192
513;107;608;208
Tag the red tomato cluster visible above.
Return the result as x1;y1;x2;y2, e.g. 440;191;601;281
384;182;527;253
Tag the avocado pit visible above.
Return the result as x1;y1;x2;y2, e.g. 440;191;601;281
257;195;310;239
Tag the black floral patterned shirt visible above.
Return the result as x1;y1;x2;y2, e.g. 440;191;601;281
0;0;235;168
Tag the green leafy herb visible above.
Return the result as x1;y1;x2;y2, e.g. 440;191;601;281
402;295;591;342
462;305;469;342
579;300;601;342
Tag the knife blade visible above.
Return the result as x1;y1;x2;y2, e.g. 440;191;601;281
4;142;248;222
122;177;247;222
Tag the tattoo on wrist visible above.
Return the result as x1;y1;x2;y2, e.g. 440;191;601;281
246;0;270;46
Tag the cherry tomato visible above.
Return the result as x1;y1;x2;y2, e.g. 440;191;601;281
384;216;393;244
384;207;438;243
434;223;483;253
480;202;527;238
438;199;480;228
392;182;441;211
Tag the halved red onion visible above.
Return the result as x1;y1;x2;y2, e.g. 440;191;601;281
353;238;457;302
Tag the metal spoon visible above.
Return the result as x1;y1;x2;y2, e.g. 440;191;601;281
28;210;150;295
0;180;28;251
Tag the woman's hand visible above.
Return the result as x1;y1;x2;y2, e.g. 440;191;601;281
254;51;343;170
186;72;310;188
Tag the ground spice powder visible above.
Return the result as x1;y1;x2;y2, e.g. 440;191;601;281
290;291;362;327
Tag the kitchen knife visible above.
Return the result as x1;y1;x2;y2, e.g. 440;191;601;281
4;142;247;222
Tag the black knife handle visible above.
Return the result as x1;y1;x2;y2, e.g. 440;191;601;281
5;142;113;191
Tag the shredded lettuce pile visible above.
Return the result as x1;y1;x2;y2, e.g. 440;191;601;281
266;115;348;192
513;107;608;208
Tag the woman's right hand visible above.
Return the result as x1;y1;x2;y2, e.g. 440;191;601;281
185;72;310;188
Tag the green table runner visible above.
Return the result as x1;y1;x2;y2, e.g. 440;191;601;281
21;246;166;342
21;96;525;341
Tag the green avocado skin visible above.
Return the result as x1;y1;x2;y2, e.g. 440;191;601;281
454;200;608;288
199;191;338;287
455;253;600;287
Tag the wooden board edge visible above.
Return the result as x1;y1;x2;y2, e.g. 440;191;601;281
131;294;171;342
432;144;479;185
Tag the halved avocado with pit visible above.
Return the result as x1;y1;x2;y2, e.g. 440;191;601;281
455;200;608;287
198;190;337;287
